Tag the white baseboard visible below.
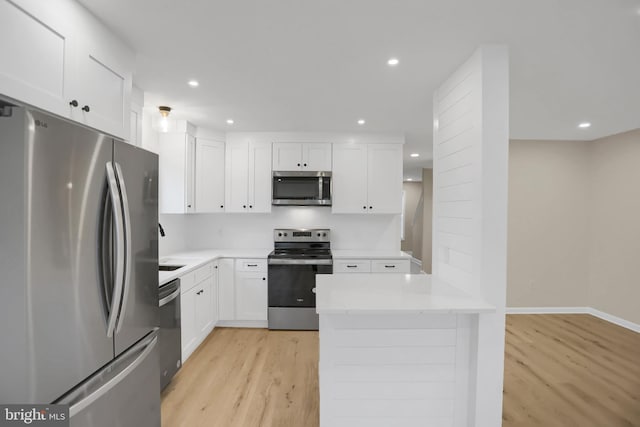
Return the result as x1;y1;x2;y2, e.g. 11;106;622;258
506;307;589;314
587;307;640;333
506;306;640;333
216;320;268;328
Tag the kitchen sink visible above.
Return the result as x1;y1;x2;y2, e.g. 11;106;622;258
159;265;185;272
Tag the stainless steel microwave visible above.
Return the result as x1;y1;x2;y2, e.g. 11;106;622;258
272;171;332;206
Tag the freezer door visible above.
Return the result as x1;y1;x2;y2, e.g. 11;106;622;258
56;330;161;427
113;141;160;355
0;107;115;403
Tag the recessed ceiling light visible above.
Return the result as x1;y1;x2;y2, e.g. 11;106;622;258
407;178;413;181
410;153;419;158
578;122;591;128
387;58;399;66
188;80;199;87
226;119;234;125
357;119;366;125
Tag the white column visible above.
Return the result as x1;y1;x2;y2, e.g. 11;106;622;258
432;45;509;427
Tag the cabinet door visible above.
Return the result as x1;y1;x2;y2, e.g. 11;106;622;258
180;286;198;361
72;38;132;139
211;262;219;326
225;142;249;212
235;273;268;321
248;142;272;213
195;138;225;213
367;144;403;214
331;143;368;213
303;143;332;171
195;278;213;335
272;143;302;171
185;135;196;213
218;259;235;321
0;0;75;118
159;133;187;214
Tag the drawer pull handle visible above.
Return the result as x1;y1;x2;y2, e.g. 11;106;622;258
247;264;258;267
297;298;304;302
346;265;358;268
384;265;396;268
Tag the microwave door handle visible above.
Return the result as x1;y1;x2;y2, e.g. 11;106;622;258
318;176;323;200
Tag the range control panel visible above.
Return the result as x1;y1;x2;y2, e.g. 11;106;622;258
273;228;330;243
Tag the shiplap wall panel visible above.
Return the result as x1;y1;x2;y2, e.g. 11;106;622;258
332;417;453;427
432;45;509;427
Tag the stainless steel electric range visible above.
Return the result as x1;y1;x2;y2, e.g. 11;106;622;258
267;228;333;330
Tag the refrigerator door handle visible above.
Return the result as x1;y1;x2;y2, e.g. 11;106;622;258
57;333;158;417
113;162;132;334
105;162;126;338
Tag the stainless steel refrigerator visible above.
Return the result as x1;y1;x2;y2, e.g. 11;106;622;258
0;97;161;426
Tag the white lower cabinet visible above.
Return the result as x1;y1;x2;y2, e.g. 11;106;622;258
334;258;410;274
179;261;217;362
217;258;268;326
235;272;268;321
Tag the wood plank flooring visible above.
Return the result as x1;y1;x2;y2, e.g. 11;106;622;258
161;315;640;427
503;314;640;427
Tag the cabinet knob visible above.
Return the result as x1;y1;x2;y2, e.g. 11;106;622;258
363;206;367;210
303;163;307;167
187;204;192;208
243;205;246;209
249;205;253;209
297;163;301;167
69;100;79;107
369;206;373;209
214;265;218;269
220;205;224;209
82;105;90;112
262;277;266;281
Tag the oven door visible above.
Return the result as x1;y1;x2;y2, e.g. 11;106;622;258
268;261;332;307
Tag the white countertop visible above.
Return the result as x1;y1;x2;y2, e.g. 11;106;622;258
158;248;271;286
331;250;412;259
315;273;494;314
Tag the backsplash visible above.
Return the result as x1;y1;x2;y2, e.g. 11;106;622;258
159;208;401;256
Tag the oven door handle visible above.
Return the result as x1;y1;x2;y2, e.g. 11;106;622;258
268;258;333;266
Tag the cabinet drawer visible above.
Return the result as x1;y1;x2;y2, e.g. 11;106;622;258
194;263;213;283
236;259;267;272
371;259;410;273
179;271;196;293
334;259;371;273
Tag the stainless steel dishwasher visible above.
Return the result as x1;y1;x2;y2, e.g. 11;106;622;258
158;278;181;390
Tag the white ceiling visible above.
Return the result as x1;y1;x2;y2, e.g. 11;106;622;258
78;0;640;181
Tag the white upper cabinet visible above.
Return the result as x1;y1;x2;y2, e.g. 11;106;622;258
195;138;225;213
272;142;331;171
332;144;368;213
366;144;403;214
159;131;196;214
332;143;402;214
225;141;272;213
0;0;133;139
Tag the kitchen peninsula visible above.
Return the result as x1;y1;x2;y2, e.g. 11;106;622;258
316;273;494;427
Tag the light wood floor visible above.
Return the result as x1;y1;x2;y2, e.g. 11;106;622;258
503;314;640;427
162;315;640;427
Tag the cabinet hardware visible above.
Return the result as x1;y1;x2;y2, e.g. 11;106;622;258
243;205;246;208
262;277;266;281
220;205;224;209
297;163;300;167
369;206;373;209
346;265;357;268
187;204;192;208
363;206;367;209
303;163;307;167
69;100;79;107
214;265;218;269
384;265;396;268
247;264;258;267
249;205;253;208
82;105;90;112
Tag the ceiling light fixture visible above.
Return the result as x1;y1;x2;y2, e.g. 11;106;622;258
407;178;413;181
410;153;419;158
578;122;591;128
357;119;366;125
158;106;171;133
188;80;199;87
226;119;234;125
387;58;399;66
